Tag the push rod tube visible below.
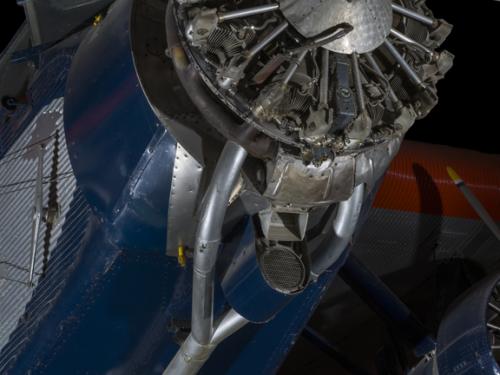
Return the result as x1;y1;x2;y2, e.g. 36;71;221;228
390;28;434;58
247;21;288;58
384;40;426;89
319;49;330;107
218;3;279;22
391;4;436;27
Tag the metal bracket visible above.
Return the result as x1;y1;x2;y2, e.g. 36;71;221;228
28;144;45;286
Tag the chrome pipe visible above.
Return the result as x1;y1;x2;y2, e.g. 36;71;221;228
390;28;434;57
165;142;248;374
283;50;307;85
383;40;426;89
247;21;288;58
310;184;365;279
192;141;248;345
391;4;436;27
218;3;279;22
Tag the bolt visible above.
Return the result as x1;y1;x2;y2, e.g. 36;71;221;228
338;88;351;98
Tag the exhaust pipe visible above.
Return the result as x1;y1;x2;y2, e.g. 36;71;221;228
165;309;248;374
165;141;248;374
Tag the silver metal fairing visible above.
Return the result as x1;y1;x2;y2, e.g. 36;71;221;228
263;152;355;207
263;136;402;207
280;0;393;54
166;142;203;256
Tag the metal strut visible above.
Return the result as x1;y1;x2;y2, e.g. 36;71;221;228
28;144;45;286
339;254;436;357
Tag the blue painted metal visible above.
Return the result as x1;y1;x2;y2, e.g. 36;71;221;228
339;254;437;357
64;0;159;219
108;128;177;252
202;250;351;375
436;272;500;375
2;0;184;372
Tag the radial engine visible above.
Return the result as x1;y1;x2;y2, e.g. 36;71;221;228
164;0;453;293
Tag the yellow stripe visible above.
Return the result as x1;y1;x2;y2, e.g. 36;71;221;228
178;244;186;268
446;166;462;184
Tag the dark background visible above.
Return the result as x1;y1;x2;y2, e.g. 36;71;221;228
1;0;498;154
1;2;24;49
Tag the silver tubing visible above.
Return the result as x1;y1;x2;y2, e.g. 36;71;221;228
383;40;426;89
283;50;307;85
391;4;436;27
164;309;249;375
219;21;287;89
351;53;366;112
390;28;434;57
165;142;248;375
218;3;279;22
365;52;401;107
319;49;330;106
164;334;213;375
28;145;44;286
310;184;365;279
192;141;248;345
247;21;288;58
